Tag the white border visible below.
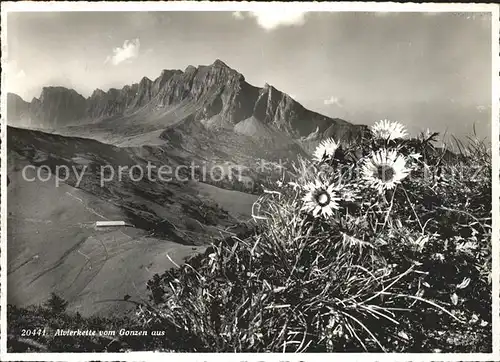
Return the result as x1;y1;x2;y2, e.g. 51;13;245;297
491;2;500;357
0;1;498;12
0;1;8;359
0;2;498;361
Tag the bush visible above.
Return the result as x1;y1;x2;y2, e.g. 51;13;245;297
44;293;69;314
139;121;492;352
7;303;176;352
8;121;490;352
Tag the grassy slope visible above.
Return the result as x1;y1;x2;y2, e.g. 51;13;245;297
7;126;260;316
7;154;205;316
190;180;258;222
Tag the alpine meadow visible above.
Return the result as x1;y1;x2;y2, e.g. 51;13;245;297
2;6;496;355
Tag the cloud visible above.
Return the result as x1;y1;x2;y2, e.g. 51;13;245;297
233;11;307;31
232;11;244;20
4;60;26;79
14;69;26;79
323;96;344;107
104;38;140;65
4;60;29;98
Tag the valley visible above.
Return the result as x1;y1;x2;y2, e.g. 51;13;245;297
6;60;363;316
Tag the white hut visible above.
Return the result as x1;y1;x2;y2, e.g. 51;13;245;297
95;221;132;228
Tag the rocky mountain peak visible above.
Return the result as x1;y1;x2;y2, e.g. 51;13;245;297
6;59;367;142
212;59;230;68
7;92;26;104
28;86;87;126
90;88;106;98
185;65;197;73
7;93;30;121
39;86;83;101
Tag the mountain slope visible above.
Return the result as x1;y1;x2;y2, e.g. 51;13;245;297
7;59;368;144
5;60;368;318
7;126;260;315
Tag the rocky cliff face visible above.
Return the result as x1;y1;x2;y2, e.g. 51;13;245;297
7;93;30;121
7;59;367;140
28;87;87;127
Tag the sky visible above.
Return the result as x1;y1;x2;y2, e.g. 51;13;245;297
4;10;494;140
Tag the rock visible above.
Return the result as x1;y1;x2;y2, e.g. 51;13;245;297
7;93;30;121
27;87;87;127
6;59;366;142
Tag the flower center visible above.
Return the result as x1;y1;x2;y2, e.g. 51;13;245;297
315;191;331;207
375;165;395;182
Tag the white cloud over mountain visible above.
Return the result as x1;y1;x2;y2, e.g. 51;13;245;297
105;38;141;65
323;96;344;107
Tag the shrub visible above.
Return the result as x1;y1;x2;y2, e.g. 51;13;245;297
139;120;492;352
44;293;69;314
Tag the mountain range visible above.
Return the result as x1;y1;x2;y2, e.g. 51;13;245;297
6;59;371;317
7;59;367;146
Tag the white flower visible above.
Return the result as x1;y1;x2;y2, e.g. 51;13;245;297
409;153;422;160
371;119;408;141
361;149;410;193
301;179;340;218
312;138;340;163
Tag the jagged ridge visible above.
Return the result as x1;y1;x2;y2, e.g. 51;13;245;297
7;59;367;140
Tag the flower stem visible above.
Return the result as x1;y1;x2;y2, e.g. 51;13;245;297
383;186;397;229
402;186;424;233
